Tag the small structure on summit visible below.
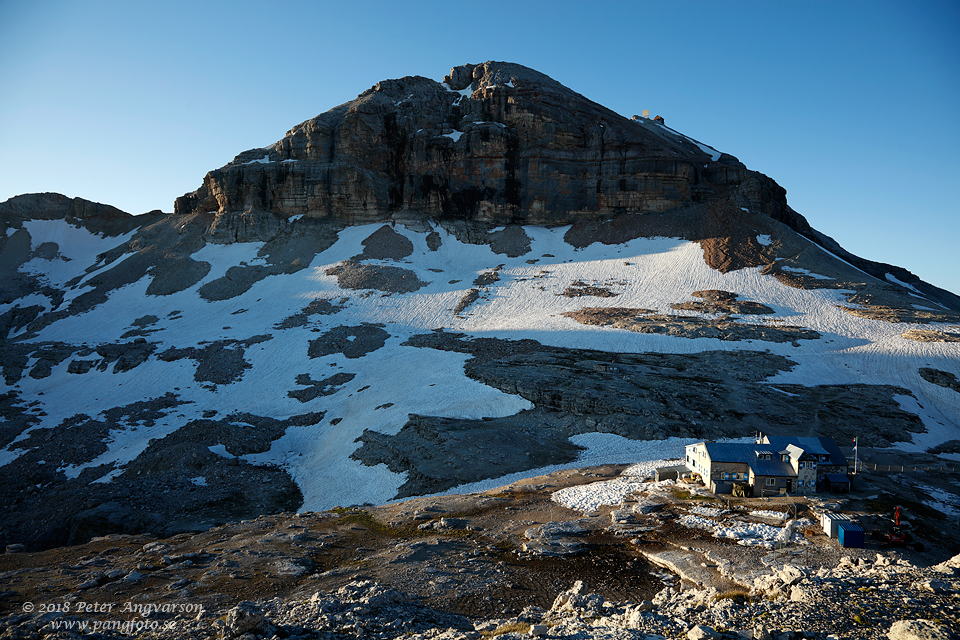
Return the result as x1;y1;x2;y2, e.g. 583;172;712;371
682;435;849;497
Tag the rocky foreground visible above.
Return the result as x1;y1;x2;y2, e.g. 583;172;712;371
2;465;959;640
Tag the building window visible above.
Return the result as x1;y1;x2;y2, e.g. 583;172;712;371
798;461;805;469
722;472;729;480
810;462;817;469
765;478;776;486
797;480;804;487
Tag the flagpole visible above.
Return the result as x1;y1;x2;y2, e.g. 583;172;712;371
854;436;858;474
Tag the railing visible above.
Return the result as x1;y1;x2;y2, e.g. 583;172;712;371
861;463;956;473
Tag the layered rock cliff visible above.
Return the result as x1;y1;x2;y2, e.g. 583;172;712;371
174;61;800;234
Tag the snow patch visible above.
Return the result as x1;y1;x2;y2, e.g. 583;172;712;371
886;273;922;295
749;509;788;520
19;220;137;289
678;514;811;548
756;235;771;246
780;266;833;280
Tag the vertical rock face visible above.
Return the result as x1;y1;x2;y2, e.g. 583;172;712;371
175;61;790;230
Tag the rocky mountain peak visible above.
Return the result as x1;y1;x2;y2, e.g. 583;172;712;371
0;192;129;221
174;61;795;235
0;193;160;244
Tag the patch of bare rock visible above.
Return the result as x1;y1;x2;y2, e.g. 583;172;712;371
919;368;960;394
561;307;820;344
307;324;389;360
287;372;356;403
670;290;774;315
158;335;273;387
473;265;503;287
453;288;481;315
435;222;531;258
274;297;344;330
452;265;506;315
325;260;428;293
560;280;619;298
355;224;415;260
837;300;960;326
0;407;321;550
902;329;960;344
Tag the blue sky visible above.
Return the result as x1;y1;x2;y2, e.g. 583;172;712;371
2;0;958;294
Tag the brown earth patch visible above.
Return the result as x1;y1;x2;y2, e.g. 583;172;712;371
559;280;619;298
842;307;960;324
902;329;960;343
473;265;503;287
561;308;819;344
453;288;481;315
670;290;773;315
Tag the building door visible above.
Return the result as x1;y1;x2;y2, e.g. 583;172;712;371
786;479;793;493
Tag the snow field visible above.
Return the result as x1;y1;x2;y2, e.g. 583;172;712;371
2;219;959;511
17;220;138;290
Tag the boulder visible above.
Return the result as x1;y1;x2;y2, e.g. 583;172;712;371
223;601;271;638
777;564;806;586
753;627;773;640
687;625;719;639
933;553;960;575
913;579;956;594
887;619;957;640
789;585;815;604
551;581;604;615
752;574;783;596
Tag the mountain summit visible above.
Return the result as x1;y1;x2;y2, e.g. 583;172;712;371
1;62;959;550
175;61;792;229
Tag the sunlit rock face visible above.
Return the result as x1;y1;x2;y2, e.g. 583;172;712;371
174;61;790;229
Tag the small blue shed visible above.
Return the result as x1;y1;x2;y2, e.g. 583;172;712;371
838;522;864;548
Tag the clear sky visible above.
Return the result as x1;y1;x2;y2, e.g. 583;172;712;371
2;0;958;294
